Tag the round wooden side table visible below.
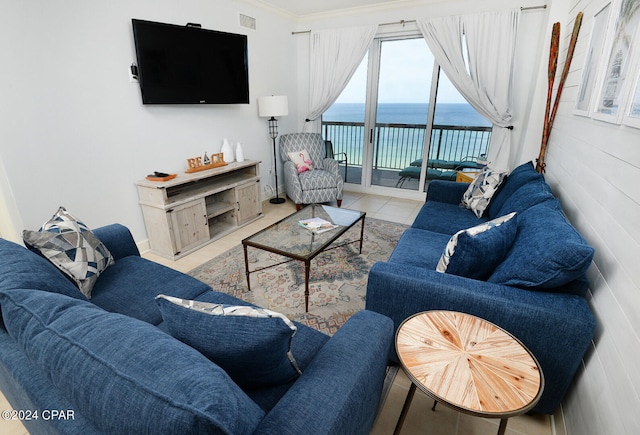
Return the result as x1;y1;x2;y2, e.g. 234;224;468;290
393;310;544;435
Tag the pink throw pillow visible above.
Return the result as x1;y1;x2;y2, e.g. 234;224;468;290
288;150;314;174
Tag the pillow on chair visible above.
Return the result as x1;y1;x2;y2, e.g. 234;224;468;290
288;150;314;174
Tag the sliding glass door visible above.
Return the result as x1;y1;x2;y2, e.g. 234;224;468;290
322;54;368;185
369;38;435;191
323;34;490;195
323;37;434;191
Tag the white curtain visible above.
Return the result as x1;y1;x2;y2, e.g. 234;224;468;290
304;25;378;133
418;10;519;170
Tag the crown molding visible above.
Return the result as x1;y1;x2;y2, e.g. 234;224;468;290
295;0;443;23
238;0;445;24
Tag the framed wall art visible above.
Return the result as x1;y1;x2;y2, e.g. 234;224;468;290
592;0;640;123
622;23;640;127
575;2;612;116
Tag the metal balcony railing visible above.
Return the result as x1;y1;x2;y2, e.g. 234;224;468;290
321;121;492;170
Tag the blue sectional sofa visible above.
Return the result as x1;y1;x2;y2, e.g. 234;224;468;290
0;224;393;434
366;161;596;415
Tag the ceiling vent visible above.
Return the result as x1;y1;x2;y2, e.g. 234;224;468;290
239;13;256;30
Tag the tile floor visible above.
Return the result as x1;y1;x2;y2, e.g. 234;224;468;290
0;192;556;435
372;368;553;435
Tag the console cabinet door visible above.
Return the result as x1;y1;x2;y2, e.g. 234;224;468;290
168;199;208;255
235;180;261;225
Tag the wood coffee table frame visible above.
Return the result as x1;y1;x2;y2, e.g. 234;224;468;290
241;204;366;312
394;310;544;435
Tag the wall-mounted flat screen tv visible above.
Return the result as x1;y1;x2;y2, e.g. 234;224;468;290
132;19;249;104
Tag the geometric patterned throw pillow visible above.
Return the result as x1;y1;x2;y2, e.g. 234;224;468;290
461;167;507;218
22;207;114;299
155;295;303;388
436;212;517;280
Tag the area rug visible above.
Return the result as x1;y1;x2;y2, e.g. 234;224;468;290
187;217;407;335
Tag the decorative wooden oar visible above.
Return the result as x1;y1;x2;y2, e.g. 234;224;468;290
536;22;560;174
536;12;583;174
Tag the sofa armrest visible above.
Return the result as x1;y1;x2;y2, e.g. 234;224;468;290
426;179;469;204
365;261;596;414
254;310;394;435
93;224;140;261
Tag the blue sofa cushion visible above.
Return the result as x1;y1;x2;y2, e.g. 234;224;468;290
487;161;545;219
412;201;488;235
22;207;114;298
0;288;264;434
188;290;331;413
461;167;507;217
0;239;86;301
389;228;452;269
436;212;517;280
156;295;302;388
495;179;555;218
488;201;595;294
90;256;211;325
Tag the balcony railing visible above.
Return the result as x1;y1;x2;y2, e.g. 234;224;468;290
322;121;492;170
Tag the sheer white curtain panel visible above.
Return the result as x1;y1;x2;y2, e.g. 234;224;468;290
418;10;519;170
304;25;378;133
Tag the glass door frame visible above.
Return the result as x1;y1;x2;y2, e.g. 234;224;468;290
353;31;441;199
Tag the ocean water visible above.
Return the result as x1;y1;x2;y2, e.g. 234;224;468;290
322;103;492;169
323;103;491;126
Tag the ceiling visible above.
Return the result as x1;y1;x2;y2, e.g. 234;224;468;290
257;0;411;17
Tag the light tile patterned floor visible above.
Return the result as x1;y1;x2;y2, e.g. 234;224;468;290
0;192;555;435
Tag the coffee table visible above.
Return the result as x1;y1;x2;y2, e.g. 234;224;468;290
242;204;365;312
394;310;544;435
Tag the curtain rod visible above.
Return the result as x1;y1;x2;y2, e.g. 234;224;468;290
292;19;416;35
521;5;547;11
292;6;547;35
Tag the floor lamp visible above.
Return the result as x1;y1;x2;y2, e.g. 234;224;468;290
258;95;288;204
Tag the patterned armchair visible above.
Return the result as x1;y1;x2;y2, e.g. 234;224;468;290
279;133;344;210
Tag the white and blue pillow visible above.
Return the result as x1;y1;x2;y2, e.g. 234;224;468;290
461;167;508;218
156;295;302;387
436;212;517;280
22;207;114;298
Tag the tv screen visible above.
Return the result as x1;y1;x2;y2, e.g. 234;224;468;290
132;19;249;104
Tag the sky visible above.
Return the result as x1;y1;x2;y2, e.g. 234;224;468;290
335;38;467;104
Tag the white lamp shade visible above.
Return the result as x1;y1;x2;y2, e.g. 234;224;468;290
258;95;289;118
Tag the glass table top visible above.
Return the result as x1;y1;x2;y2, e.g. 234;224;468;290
242;204;365;260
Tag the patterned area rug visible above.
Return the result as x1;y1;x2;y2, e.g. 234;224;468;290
187;217;407;335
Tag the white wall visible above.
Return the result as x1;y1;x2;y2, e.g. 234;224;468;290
0;154;22;244
0;0;297;243
531;0;640;433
